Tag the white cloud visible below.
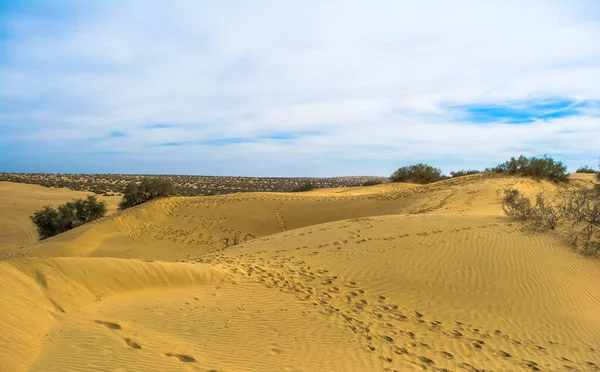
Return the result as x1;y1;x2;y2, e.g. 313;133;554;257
1;0;600;175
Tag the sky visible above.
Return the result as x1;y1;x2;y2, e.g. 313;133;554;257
1;0;599;177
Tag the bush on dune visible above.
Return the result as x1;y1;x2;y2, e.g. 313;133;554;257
361;180;383;186
30;195;107;239
575;166;598;174
487;155;568;182
118;177;176;210
390;163;445;184
450;169;481;178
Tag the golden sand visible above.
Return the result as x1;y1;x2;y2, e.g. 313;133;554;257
0;182;120;253
1;175;599;371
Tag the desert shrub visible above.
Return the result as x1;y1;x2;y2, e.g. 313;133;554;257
484;165;504;173
575;166;597;174
118;177;176;210
492;155;568;182
30;195;107;239
502;189;534;221
502;189;560;229
503;188;600;255
390;163;444;184
30;206;64;239
361;180;383;186
529;194;561;230
450;169;481;178
291;182;316;192
558;189;600;255
222;231;256;248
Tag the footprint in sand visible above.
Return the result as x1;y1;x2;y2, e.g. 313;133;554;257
94;320;122;330
269;347;282;355
164;353;197;363
123;338;142;350
441;351;454;359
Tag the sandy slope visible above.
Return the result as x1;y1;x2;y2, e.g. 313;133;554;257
0;182;120;253
1;174;599;371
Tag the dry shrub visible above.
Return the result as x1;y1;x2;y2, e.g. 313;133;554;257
503;188;600;256
558;189;600;256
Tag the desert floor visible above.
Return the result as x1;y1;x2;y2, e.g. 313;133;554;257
1;174;599;371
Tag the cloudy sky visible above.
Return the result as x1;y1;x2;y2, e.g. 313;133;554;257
1;0;599;177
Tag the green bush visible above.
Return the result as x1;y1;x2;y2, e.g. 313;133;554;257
30;206;63;240
30;195;107;239
291;182;316;192
491;155;568;182
390;163;444;184
575;166;597;174
118;177;176;210
361;180;383;186
450;169;481;178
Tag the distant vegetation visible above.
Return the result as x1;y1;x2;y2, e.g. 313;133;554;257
486;155;568;182
361;180;383;186
450;169;481;178
390;163;445;184
30;195;107;239
0;173;388;196
575;166;598;174
119;178;176;210
291;181;316;192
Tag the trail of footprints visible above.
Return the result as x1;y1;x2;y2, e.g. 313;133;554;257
195;249;598;372
92;319;210;368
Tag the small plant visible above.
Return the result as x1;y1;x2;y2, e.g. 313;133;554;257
30;195;107;239
222;231;256;248
361;180;383;186
390;163;444;184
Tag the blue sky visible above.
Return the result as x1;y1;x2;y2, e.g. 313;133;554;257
1;0;600;177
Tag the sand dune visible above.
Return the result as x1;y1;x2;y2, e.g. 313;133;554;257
1;174;599;371
17;174;571;261
0;182;120;253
